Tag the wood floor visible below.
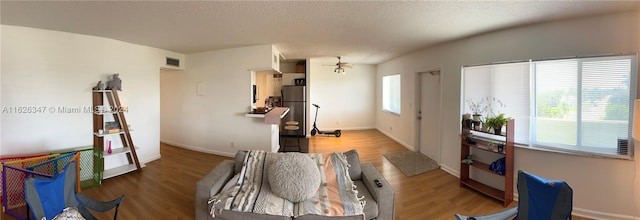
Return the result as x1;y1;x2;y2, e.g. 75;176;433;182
1;129;589;220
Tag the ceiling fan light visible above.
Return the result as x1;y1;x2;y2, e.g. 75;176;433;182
332;57;348;75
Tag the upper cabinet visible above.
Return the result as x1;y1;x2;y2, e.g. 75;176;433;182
247;44;281;72
279;60;306;85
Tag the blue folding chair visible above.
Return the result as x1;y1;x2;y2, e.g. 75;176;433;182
24;160;124;220
455;170;573;220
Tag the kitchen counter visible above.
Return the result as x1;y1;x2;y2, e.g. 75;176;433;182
245;107;289;118
244;107;290;152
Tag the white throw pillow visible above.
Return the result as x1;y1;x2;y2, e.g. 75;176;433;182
268;154;321;202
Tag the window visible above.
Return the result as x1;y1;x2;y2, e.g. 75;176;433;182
533;57;634;156
463;62;530;143
462;55;637;158
383;74;401;115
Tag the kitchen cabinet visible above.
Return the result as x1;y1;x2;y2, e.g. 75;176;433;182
282;73;305;86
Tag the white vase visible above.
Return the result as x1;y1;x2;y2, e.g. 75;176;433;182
472;114;482;122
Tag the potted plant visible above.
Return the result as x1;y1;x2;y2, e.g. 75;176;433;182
467;98;487;123
488;113;511;135
482;116;495;133
482;118;493;132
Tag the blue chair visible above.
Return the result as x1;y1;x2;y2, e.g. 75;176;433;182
24;160;124;220
455;170;573;220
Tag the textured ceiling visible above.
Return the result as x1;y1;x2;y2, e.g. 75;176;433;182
1;1;638;64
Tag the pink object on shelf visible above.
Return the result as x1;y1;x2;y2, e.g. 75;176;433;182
107;140;112;154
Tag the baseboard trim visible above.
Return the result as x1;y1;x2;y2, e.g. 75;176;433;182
572;208;639;220
376;128;415;151
308;126;377;133
440;164;459;178
142;154;161;165
160;139;236;158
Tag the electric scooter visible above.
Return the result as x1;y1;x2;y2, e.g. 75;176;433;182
310;104;341;137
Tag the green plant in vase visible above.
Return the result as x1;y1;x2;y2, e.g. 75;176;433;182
486;113;510;135
482;116;494;133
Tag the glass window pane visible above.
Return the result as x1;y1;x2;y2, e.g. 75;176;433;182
383;74;401;114
463;66;492;115
580;59;631;151
535;60;578;146
462;63;530;143
492;63;530;143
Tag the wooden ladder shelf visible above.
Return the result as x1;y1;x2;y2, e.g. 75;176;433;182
459;118;514;207
93;89;142;179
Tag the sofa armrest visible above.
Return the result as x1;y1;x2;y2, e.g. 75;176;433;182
195;160;235;220
361;163;395;220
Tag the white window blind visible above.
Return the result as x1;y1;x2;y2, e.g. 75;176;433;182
533;60;578;147
383;74;401;114
462;55;636;158
532;57;634;156
462;62;530;143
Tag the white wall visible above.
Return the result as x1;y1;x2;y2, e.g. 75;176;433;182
376;11;640;219
308;58;376;131
0;25;184;165
160;44;278;157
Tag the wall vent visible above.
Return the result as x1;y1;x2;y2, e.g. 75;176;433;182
166;57;180;67
617;137;628;155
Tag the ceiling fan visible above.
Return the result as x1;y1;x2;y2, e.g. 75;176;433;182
325;56;352;74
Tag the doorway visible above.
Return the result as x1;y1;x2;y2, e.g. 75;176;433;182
415;69;442;163
159;68;185;145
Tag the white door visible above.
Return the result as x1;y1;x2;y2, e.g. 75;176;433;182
417;70;441;163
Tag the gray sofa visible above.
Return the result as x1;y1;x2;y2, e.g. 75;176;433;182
195;150;395;220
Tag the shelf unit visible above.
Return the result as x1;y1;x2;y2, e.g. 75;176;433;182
460;119;514;207
92;89;142;180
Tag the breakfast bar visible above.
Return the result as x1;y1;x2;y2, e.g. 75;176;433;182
244;107;290;119
244;107;290;152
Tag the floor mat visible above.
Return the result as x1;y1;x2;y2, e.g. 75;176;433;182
383;151;439;177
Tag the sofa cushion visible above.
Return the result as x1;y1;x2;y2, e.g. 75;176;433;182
209;201;291;220
344;150;362;180
268;153;321;202
354;180;378;220
294;214;364;220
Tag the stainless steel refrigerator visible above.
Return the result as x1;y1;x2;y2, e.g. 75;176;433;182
281;85;306;136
